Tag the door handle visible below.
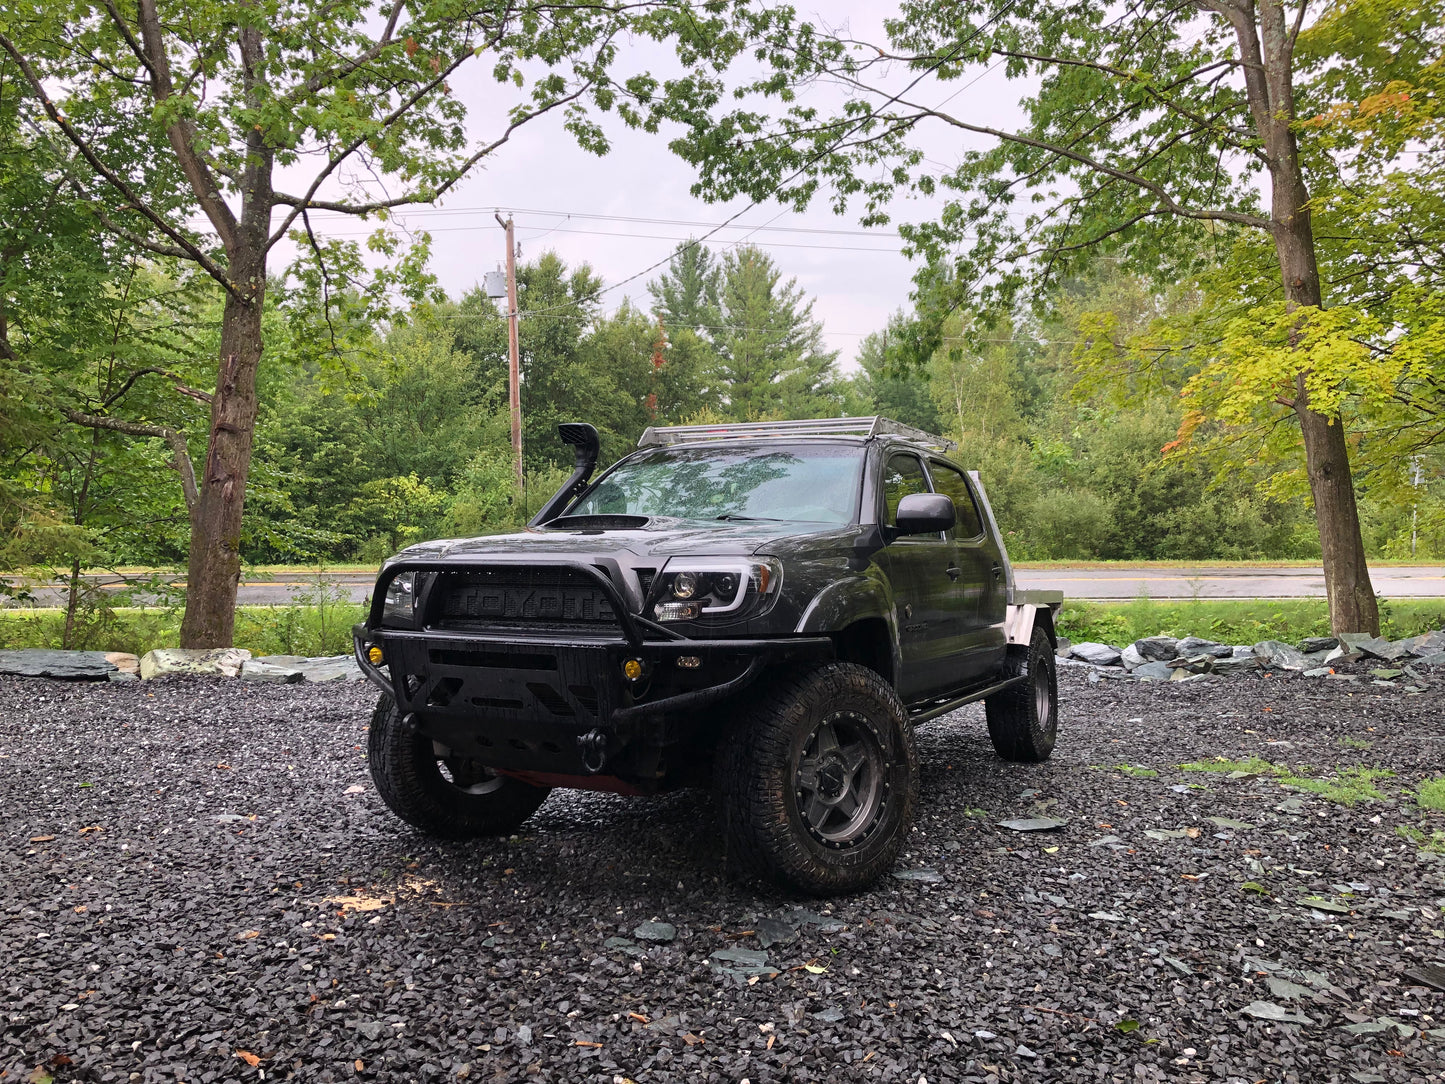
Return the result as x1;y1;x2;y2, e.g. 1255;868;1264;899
991;563;1003;581
945;565;961;581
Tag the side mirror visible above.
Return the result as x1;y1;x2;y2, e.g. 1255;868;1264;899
894;493;955;535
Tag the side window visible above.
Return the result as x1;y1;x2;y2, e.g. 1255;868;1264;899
930;462;985;540
882;454;930;526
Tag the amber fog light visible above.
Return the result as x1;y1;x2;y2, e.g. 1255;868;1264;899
367;645;384;666
622;658;644;680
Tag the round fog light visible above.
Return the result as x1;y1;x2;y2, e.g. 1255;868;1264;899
622;658;644;680
367;645;384;665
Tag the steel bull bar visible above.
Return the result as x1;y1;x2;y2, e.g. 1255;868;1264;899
352;557;833;775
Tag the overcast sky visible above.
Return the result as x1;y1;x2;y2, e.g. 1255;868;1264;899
301;3;1027;370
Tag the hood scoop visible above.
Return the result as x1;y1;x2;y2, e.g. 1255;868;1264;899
544;514;651;532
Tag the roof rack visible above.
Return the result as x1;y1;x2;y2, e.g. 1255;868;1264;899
637;416;956;452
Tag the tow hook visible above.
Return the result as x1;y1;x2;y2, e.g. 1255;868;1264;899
577;729;608;774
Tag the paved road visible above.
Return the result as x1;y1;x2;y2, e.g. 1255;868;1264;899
1014;564;1445;600
8;564;1445;607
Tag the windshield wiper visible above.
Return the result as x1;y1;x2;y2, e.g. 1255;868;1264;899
715;513;783;522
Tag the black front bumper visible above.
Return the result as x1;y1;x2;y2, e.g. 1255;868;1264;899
352;558;832;780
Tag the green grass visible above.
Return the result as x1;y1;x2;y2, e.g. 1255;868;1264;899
1396;825;1445;853
0;601;365;657
1178;758;1393;805
1417;777;1445;811
1057;597;1445;647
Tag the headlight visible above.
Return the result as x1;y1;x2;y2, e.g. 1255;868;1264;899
382;571;419;626
651;558;780;622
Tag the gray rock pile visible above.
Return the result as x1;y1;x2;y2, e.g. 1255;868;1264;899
0;646;361;683
1060;627;1445;686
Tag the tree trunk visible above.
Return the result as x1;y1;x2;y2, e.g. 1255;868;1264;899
1239;2;1380;635
63;558;82;649
178;261;264;648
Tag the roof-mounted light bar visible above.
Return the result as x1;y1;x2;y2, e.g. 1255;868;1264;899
637;416;957;452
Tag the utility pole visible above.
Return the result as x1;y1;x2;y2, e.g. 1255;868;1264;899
495;213;523;491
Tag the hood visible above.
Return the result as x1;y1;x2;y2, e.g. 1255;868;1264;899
388;516;823;563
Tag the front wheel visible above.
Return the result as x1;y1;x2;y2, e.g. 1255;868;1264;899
715;662;918;896
367;695;550;838
985;626;1059;762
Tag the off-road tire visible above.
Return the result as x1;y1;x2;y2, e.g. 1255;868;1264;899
367;694;550;838
985;626;1059;762
715;662;918;896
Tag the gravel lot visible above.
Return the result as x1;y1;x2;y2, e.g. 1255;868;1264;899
3;667;1443;1084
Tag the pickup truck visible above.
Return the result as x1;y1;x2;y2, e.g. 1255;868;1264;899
353;417;1063;895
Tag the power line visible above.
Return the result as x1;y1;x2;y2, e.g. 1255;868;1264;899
316;222;909;253
310;204;907;239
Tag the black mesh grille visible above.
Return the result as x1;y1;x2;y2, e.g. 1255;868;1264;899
430;567;617;626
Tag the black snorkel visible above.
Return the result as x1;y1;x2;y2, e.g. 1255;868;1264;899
529;422;601;526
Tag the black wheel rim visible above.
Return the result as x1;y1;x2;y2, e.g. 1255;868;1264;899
793;711;888;848
438;753;505;796
1034;654;1057;738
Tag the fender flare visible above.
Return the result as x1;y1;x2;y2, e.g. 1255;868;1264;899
794;576;902;681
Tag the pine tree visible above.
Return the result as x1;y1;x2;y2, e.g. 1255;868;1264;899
716;246;838;420
647;240;722;335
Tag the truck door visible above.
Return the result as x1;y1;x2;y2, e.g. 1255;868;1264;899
929;460;1007;678
878;452;971;699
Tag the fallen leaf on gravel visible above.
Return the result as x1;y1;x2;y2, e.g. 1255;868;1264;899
240;930;260;939
236;1051;261;1067
354;1059;364;1071
574;1041;602;1048
72;905;86;913
997;817;1067;832
325;894;391;913
28;836;54;843
627;1012;648;1023
216;763;232;770
77;826;102;834
1115;1019;1140;1033
344;785;365;795
1241;1001;1314;1024
803;964;828;974
681;1033;704;1046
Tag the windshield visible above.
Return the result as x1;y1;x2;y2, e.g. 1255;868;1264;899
567;444;865;525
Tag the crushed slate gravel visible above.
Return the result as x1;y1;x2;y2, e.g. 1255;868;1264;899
2;663;1444;1084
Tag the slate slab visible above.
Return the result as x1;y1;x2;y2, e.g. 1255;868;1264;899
1297;636;1338;654
140;647;251;679
1253;640;1309;671
0;649;118;680
1070;642;1122;666
240;659;304;684
1176;636;1232;658
1133;661;1176;681
255;654;363;682
1338;633;1393;660
1132;636;1179;662
1212;654;1263;675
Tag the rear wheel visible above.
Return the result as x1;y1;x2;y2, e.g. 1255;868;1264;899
716;662;918;896
367;694;550;838
985;626;1059;762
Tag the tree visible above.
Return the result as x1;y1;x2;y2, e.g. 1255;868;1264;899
1;0;720;646
648;240;723;335
849;311;943;436
662;0;1437;633
715;245;839;420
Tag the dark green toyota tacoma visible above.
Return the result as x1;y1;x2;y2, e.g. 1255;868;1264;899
353;417;1063;895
